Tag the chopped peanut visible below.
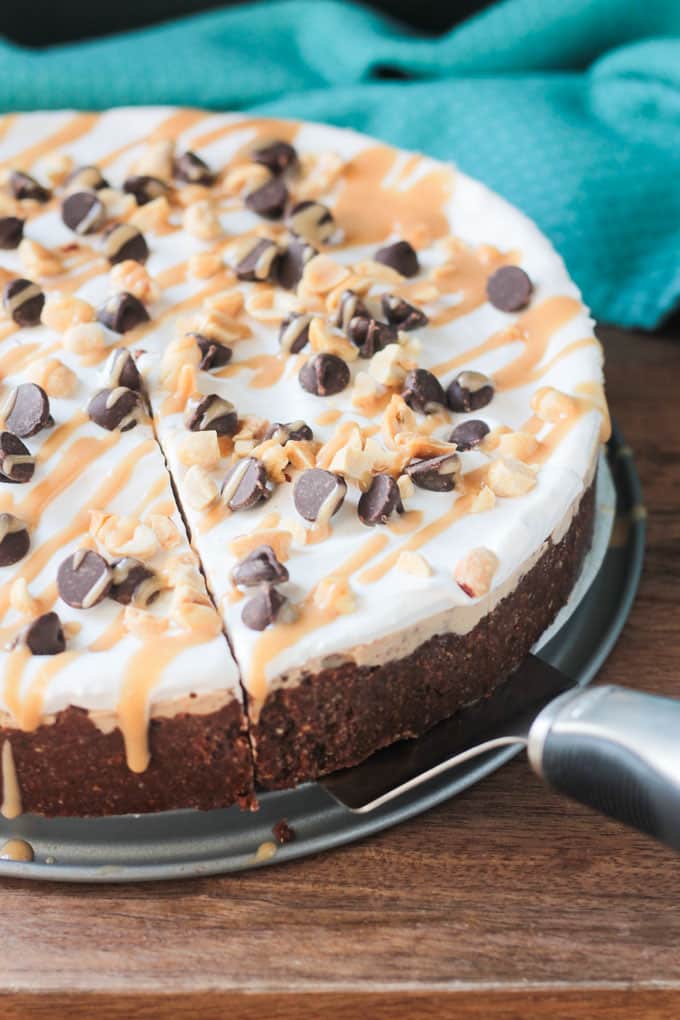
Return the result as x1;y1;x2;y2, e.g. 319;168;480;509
454;547;499;598
42;293;95;332
178;430;221;470
183;465;219;510
27;357;77;397
487;457;537;498
110;260;159;304
19;239;63;277
184;199;222;240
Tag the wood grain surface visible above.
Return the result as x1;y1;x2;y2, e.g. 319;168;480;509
3;326;680;1020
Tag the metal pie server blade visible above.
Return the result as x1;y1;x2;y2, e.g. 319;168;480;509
321;654;573;813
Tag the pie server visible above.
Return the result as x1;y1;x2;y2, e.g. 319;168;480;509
321;654;680;852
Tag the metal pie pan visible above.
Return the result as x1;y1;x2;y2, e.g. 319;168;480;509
0;425;644;882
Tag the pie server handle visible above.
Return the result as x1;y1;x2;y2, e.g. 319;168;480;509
528;684;680;851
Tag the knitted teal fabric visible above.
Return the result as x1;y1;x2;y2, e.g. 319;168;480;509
0;0;678;327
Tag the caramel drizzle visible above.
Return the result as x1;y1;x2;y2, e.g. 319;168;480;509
429;246;518;327
431;296;582;382
218;354;286;389
117;634;199;773
248;533;388;707
1;738;22;819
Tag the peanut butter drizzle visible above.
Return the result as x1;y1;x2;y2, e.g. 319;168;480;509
0;114;16;143
219;353;286;389
0;342;40;378
316;409;342;426
90;611;127;653
430;246;518;327
57;259;109;295
20;651;80;731
97;108;209;169
575;381;612;442
117;635;198;772
1;738;22;819
0;438;151;624
197;501;229;535
388;509;424;535
431;296;582;381
248;534;388;707
0;838;34;862
0;321;19;342
334;146;453;247
0;112;100;171
188;117;300;158
132;474;169;518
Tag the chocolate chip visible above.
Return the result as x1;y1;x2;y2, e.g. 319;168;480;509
287;201;335;244
184;394;238;435
65;165;107;192
382;293;428;330
276;238;317;290
446;371;494;413
87;387;143;431
97;292;150;333
10;171;50;203
123;175;167;206
346;316;397;358
0;217;24;250
3;278;45;327
57;549;112;609
264;420;313;443
279;313;312;354
335;290;370;332
241;585;286;631
235;238;280;282
402;368;446;414
103;348;143;391
357;473;403;526
0;513;30;566
245;176;287;220
190;333;233;371
374;240;419;278
19;612;65;656
272;818;295;844
252;140;298;175
298;353;350;396
448;419;490;451
293;468;346;523
174;151;214;186
406;452;460;492
486;265;533;312
221;457;270;511
4;383;52;438
232;545;289;588
61;191;106;235
0;431;35;484
104;223;149;265
110;558;160;606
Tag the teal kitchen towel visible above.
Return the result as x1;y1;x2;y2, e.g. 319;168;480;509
0;0;678;328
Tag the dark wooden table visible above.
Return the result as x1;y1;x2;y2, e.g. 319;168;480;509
3;327;679;1020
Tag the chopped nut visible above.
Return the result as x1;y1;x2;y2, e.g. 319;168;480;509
285;439;318;471
160;334;201;390
188;251;223;279
229;529;293;562
352;371;387;413
309;316;358;362
480;425;513;454
110;259;159;304
381;394;417;450
469;483;496;513
397;473;415;501
90;512;159;561
178;430;221;469
98;187;136;220
368;344;415;387
205;289;244;317
223;162;272;197
183;464;219;509
123;605;168;638
42;152;74;187
454;547;499;598
173;184;212;209
531;386;579;423
148;514;181;550
184;199;222;240
27;356;77;397
314;575;356;614
171;600;222;637
62;322;108;359
190;308;246;345
352;259;404;284
327;425;394;488
245;287;296;325
497;430;539;461
396;551;432;577
132;139;174;181
130;195;171;231
42;293;95;333
487;457;537;498
249;437;291;483
300;254;350;294
18;238;62;277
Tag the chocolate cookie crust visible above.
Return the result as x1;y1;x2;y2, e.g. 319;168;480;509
252;479;596;790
